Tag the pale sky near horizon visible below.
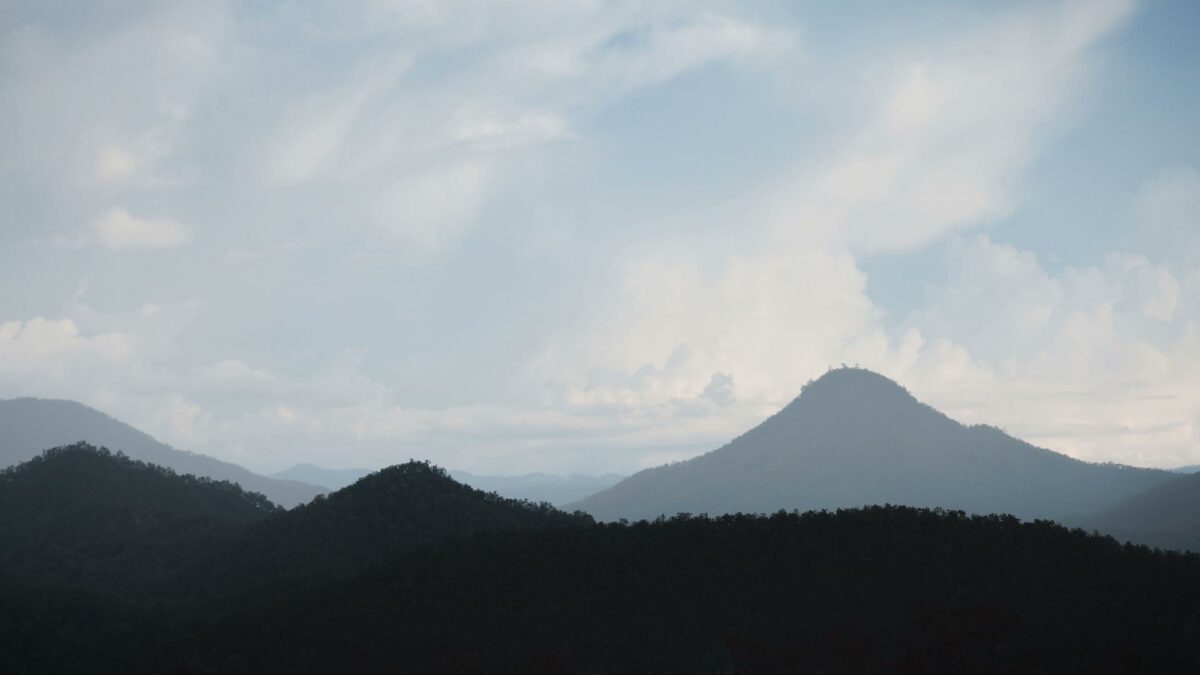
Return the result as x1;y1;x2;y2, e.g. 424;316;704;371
2;0;1198;475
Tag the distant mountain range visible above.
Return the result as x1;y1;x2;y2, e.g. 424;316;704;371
0;398;325;507
273;463;624;506
570;368;1177;524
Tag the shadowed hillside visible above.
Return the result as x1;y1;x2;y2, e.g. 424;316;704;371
571;368;1174;522
196;460;594;590
0;398;325;507
0;443;278;595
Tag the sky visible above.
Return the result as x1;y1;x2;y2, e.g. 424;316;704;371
1;0;1198;475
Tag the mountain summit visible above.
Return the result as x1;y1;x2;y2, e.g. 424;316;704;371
570;368;1173;522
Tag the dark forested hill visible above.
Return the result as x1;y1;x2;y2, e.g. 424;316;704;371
571;368;1174;522
1084;471;1200;552
0;398;325;507
0;443;278;595
196;460;594;590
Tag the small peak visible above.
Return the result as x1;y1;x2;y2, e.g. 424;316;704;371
771;367;919;420
803;367;911;398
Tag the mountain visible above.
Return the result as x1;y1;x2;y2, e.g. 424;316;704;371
571;368;1175;522
203;460;594;588
1173;464;1200;473
1084;471;1200;551
0;398;325;507
271;462;371;490
273;463;624;505
0;443;278;594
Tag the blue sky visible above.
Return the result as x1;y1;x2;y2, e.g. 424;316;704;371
1;0;1198;474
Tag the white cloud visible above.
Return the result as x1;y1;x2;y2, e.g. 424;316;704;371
79;208;194;251
374;160;494;252
0;318;134;381
898;235;1200;468
772;0;1133;253
0;2;229;189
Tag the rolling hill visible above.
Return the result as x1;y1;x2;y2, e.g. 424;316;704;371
0;443;278;594
272;462;624;505
197;460;594;590
0;398;325;507
571;368;1175;522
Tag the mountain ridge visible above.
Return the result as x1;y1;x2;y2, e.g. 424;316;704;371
570;367;1174;522
0;397;325;507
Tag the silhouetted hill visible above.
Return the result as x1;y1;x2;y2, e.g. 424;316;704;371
571;368;1174;522
177;508;1200;674
0;398;325;507
0;443;278;595
1084;471;1200;552
272;463;625;505
205;460;594;588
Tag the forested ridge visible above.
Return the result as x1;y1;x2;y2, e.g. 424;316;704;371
3;444;1200;674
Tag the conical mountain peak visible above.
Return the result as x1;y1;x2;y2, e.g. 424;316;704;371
572;368;1173;522
772;367;927;425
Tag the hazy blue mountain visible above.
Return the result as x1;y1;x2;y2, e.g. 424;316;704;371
449;470;624;506
1172;464;1200;473
1083;471;1200;551
273;462;623;505
570;368;1175;522
0;398;325;507
271;463;372;491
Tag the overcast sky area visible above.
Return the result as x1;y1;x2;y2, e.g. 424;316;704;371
2;0;1199;475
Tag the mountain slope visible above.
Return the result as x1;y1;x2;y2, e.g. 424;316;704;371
1084;471;1200;551
202;461;594;589
0;443;278;594
0;398;325;507
571;368;1174;522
